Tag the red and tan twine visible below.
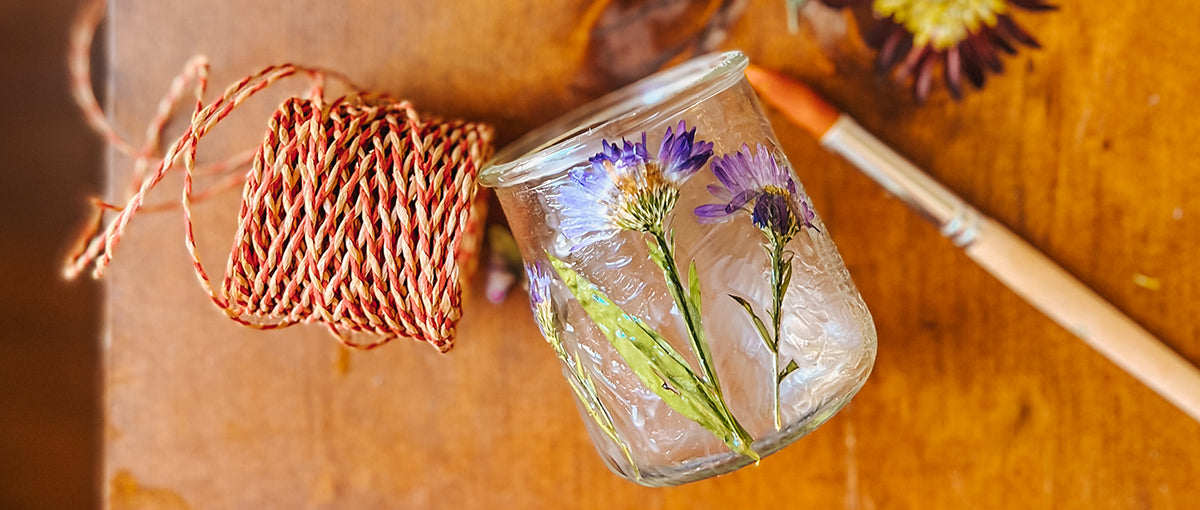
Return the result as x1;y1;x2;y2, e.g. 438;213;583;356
64;0;493;352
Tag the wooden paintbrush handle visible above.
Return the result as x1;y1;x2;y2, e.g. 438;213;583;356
750;67;1200;422
967;216;1200;421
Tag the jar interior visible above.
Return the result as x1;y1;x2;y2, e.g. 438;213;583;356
478;51;749;188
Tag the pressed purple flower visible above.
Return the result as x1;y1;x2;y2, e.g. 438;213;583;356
526;262;551;306
554;121;714;247
812;0;1056;102
658;121;716;178
698;144;816;431
525;261;558;340
695;143;815;240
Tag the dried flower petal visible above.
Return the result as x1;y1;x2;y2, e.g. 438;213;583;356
814;0;1056;102
554;121;713;249
695;143;814;241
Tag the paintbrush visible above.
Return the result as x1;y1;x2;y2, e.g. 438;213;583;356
745;64;1200;423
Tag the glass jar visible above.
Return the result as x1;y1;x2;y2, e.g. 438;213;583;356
479;51;876;486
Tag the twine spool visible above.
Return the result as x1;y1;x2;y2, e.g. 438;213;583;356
65;0;493;352
220;93;491;351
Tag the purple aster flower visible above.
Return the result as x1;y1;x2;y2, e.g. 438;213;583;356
526;262;550;305
554;121;714;248
525;261;558;340
695;143;815;240
658;120;715;179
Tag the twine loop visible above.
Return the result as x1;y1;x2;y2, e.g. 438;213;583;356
64;0;493;351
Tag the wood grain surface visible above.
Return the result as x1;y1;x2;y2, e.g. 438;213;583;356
101;0;1200;508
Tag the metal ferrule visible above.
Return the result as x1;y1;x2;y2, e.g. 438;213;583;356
820;115;981;247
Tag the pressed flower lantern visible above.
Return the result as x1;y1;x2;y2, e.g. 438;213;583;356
480;52;877;486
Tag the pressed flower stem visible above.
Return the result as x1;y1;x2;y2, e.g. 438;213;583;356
566;359;642;481
647;226;722;397
645;226;756;456
543;310;641;480
766;235;791;430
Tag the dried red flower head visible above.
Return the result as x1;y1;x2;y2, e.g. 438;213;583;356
811;0;1057;102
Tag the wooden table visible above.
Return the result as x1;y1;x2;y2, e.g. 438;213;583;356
102;0;1200;508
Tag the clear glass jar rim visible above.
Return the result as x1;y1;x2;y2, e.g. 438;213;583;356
478;51;749;188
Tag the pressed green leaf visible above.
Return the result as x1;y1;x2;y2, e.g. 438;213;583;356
688;260;703;324
781;254;794;294
685;259;712;373
730;294;775;353
549;256;758;459
645;237;668;272
780;359;800;381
